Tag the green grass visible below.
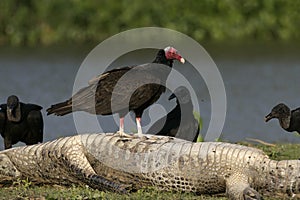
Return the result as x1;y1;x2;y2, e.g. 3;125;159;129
0;185;229;200
0;143;299;200
239;142;300;160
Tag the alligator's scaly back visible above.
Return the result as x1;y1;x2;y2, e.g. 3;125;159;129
0;133;299;199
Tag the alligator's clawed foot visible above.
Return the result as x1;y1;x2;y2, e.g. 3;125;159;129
243;187;262;200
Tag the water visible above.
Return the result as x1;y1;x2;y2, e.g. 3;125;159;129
0;43;299;150
207;42;300;143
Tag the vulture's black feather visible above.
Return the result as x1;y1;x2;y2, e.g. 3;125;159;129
0;95;43;149
47;47;185;135
146;86;200;142
265;103;300;134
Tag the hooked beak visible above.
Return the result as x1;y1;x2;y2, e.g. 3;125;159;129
180;57;185;64
168;93;176;101
173;54;185;64
173;51;185;64
264;113;273;122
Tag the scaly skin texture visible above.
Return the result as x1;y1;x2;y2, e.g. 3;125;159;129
0;133;299;199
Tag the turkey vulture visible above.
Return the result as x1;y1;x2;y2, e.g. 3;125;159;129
47;47;185;136
0;95;43;149
146;86;200;142
265;103;300;134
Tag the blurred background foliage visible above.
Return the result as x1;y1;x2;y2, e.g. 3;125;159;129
0;0;300;46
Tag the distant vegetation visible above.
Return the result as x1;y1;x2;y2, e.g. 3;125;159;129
1;0;300;46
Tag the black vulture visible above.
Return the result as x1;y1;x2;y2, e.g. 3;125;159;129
146;86;200;142
265;103;300;134
47;47;185;136
0;95;43;149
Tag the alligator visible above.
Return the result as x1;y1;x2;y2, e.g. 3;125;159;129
0;133;299;199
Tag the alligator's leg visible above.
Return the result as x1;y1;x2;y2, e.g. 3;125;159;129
62;143;130;193
226;173;262;200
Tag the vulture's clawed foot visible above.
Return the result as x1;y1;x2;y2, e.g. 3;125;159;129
116;131;133;138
